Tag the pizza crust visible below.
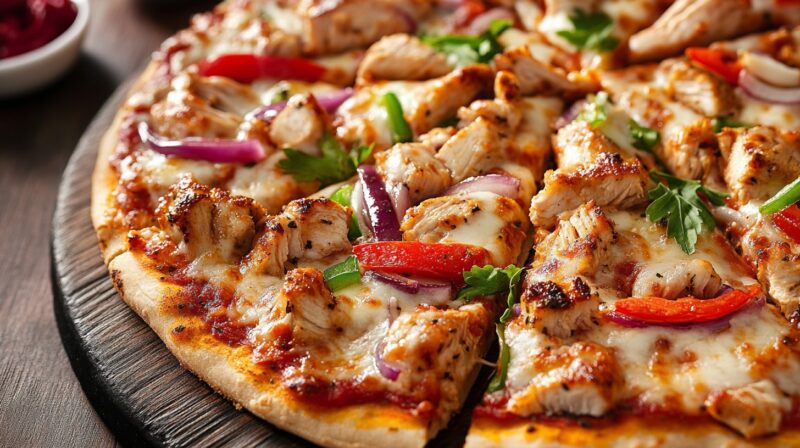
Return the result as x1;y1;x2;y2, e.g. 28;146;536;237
465;417;800;448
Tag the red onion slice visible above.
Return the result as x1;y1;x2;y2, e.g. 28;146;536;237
357;165;402;241
467;7;514;35
444;174;521;199
555;99;586;129
365;271;453;305
253;88;354;120
387;183;411;223
138;123;265;163
739;69;800;105
375;339;401;381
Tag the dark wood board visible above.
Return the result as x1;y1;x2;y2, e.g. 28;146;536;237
50;79;491;448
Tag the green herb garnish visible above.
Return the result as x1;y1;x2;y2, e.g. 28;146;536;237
576;92;609;128
330;184;363;240
421;19;512;67
556;9;619;53
323;255;361;291
646;171;727;254
629;119;660;152
279;134;372;187
760;176;800;215
458;265;522;393
710;116;754;133
382;92;413;144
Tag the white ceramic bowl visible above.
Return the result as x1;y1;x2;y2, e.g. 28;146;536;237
0;0;90;98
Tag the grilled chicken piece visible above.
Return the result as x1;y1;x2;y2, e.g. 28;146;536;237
150;75;248;140
660;118;722;187
530;153;649;228
155;177;264;263
357;34;451;83
721;126;800;204
337;65;493;150
629;0;764;62
761;251;800;318
632;260;723;300
402;192;528;267
382;304;491;427
272;0;430;55
241;198;351;276
659;59;738;117
705;380;791;439
436;118;506;184
552;121;620;168
520;278;599;338
417;127;457;151
458;98;522;131
533;202;616;279
510;96;563;182
493;46;595;98
376;142;452;205
268;93;330;155
506;338;622;417
278;268;343;344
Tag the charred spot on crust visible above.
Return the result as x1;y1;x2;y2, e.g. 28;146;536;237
526;281;571;309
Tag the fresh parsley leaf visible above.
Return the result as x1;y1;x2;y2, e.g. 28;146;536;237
646;171;728;254
457;265;522;303
323;255;361;291
279;134;373;187
330;184;363;240
486;322;510;393
629;119;660;152
421;19;512;67
576;92;609;128
556;9;619;53
710;116;754;133
459;264;522;394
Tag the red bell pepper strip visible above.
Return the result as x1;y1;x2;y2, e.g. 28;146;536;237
612;284;760;324
353;242;490;282
197;54;326;84
773;203;800;244
686;47;742;85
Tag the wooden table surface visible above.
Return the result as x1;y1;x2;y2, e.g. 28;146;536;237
0;1;215;446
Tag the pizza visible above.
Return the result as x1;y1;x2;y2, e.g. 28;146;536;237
90;1;800;446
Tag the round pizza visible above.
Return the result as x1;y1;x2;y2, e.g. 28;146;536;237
91;1;800;446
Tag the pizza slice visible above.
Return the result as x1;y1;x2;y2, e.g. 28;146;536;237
465;99;800;445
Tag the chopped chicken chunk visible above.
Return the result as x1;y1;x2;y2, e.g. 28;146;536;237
659;59;738;117
268;93;330;155
357;34;451;83
376;142;452;204
520;278;599;338
705;380;791;439
632;260;723;299
436;118;506;184
402;192;528;267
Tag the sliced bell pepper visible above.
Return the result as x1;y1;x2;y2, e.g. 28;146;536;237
613;284;760;324
773;203;800;244
197;54;326;84
353;241;490;282
686;47;742;85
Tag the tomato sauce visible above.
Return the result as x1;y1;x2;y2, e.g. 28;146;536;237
0;0;77;60
167;279;251;347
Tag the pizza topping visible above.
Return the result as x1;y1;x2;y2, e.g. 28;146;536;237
329;184;362;240
197;54;326;84
609;284;760;325
376;142;452;206
555;9;618;53
357;164;403;241
354;241;490;282
739;69;800;105
631;259;722;300
772;203;800;244
138;122;266;164
705;380;791;438
382;91;413;144
711;116;752;133
685;47;742;85
760;176;800;215
444;174;521;201
420;18;511;67
364;271;453;304
740;51;800;88
279;134;372;187
322;255;361;292
357;34;451;83
520;278;599;338
660;58;740;118
646;170;727;254
253;87;353;120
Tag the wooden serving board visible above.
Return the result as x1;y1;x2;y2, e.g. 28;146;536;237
50;81;490;448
